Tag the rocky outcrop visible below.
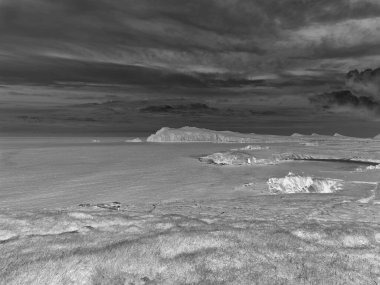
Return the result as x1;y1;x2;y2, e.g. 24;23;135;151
147;127;259;143
199;151;253;165
267;173;344;194
199;151;380;166
147;127;367;143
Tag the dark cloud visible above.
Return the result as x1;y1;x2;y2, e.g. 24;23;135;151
139;103;295;118
140;103;218;114
309;66;380;117
346;67;380;99
309;90;380;115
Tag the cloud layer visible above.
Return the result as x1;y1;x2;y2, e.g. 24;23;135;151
1;0;380;83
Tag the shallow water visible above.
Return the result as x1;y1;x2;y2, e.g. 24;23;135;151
0;137;375;209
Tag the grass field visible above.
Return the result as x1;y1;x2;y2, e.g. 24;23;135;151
1;195;379;285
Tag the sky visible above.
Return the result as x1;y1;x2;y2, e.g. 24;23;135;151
1;0;380;137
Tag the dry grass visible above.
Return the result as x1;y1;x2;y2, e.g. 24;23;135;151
0;198;379;285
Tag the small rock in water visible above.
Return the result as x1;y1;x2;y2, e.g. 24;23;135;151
96;201;121;210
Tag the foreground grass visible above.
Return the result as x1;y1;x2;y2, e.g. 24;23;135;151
0;196;379;284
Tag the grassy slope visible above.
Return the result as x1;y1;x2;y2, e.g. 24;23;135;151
1;194;379;285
